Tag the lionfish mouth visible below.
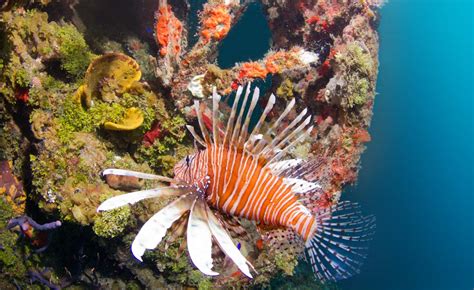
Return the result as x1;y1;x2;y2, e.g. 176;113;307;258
97;169;255;278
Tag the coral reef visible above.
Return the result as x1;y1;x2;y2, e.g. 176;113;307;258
0;0;380;288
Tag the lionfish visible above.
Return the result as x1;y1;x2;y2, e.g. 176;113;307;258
97;85;375;282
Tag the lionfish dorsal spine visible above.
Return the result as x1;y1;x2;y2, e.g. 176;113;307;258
237;86;260;147
244;93;275;152
194;99;211;145
222;85;243;147
212;87;221;145
186;124;206;147
265;124;314;165
230;83;252;148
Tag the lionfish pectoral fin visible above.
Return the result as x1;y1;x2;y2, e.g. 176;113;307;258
187;199;219;276
267;159;303;175
97;186;187;212
206;206;254;278
305;201;376;282
103;168;175;183
131;194;196;261
284;178;321;194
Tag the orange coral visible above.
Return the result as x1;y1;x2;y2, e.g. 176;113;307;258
200;4;231;43
155;3;183;57
352;128;371;143
264;50;301;74
238;62;268;79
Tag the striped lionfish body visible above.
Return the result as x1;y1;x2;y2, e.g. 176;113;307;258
98;84;375;282
174;145;317;242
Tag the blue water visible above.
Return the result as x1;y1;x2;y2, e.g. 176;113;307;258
217;2;271;68
341;1;474;289
215;1;473;289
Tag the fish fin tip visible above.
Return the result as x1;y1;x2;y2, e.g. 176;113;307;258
305;201;375;282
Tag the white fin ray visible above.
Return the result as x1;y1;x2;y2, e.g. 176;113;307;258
187;199;219;276
260;109;309;158
202;85;310;163
206;206;254;278
237;87;260;147
305;201;376;282
103;168;175;183
283;177;321;194
273;115;311;150
131;194;195;261
194;100;211;144
212;87;221;145
266;125;313;164
224;85;243;146
97;186;187;212
245;93;276;152
267;159;303;175
186;125;206;147
263;119;312;161
253;98;295;153
230;83;252;146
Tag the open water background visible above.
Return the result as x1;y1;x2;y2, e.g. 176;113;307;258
340;1;474;289
218;0;474;289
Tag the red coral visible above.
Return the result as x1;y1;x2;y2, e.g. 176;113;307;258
306;15;320;25
15;88;29;103
306;14;330;31
143;122;162;147
317;48;337;76
331;159;356;184
318;59;331;76
231;80;239;90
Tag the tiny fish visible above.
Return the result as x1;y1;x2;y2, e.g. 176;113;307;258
98;84;375;282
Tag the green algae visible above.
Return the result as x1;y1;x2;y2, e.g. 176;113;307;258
276;78;295;100
57;97;128;143
0;198;33;288
269;260;339;290
336;42;374;75
135;114;192;176
335;42;375;108
0;9;92;110
0;198;24;268
56;24;95;79
145;237;212;288
93;203;131;238
274;251;298;276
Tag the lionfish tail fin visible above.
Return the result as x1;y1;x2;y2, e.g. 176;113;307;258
305;201;376;282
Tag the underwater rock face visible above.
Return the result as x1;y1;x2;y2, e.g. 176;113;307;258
0;0;381;288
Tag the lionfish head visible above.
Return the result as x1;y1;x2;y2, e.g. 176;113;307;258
173;152;203;183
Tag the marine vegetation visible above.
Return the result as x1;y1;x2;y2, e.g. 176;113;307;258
0;0;382;288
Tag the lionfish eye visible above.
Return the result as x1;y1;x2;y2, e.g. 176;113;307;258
185;155;190;166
